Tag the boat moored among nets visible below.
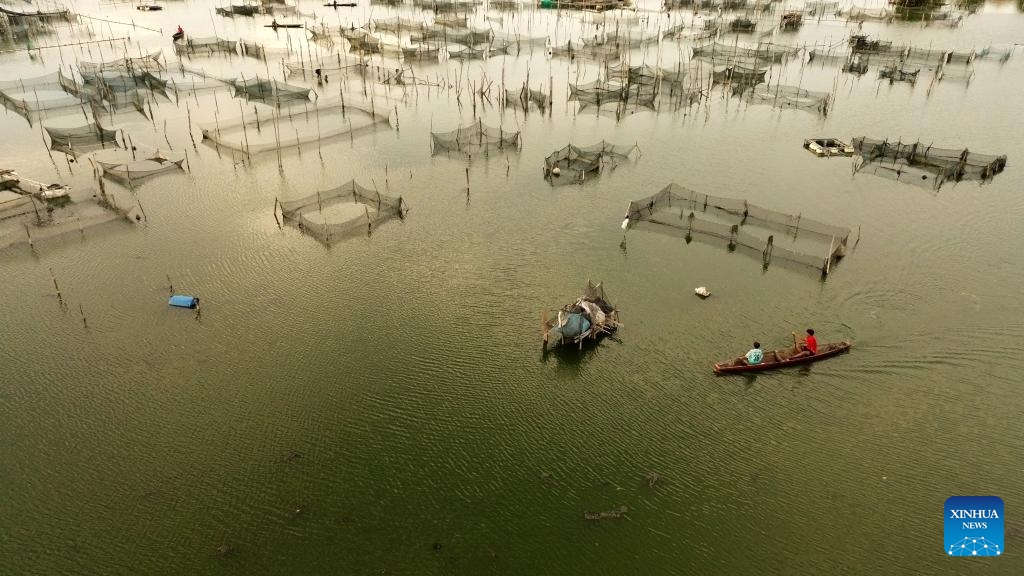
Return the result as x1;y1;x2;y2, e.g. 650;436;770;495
542;281;620;351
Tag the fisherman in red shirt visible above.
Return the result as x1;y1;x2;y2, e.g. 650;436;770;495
791;328;817;359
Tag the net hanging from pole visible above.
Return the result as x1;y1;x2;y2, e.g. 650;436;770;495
745;85;830;115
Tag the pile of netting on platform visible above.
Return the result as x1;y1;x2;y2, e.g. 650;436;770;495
0;71;86;120
852;137;1007;190
232;78;313;106
200;101;391;155
44;123;119;157
745;85;830;114
278;179;408;244
544;141;638;184
624;183;851;276
505;84;549;112
176;36;238;56
430;120;521;156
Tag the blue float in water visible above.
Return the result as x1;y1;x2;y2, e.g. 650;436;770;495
168;295;199;309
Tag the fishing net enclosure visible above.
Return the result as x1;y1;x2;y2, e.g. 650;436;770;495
624;183;852;276
544;141;638;184
45;123;120;157
79;52;164;76
278;180;408;245
96;153;185;184
852;137;1007;190
713;65;767;89
505;84;550;113
216;5;259;16
201;101;392;156
233;78;313;106
176;36;238;57
692;41;796;64
430;120;521;156
0;71;86;121
745;85;830;114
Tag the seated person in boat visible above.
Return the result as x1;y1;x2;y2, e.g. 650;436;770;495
791;329;817;359
734;342;763;366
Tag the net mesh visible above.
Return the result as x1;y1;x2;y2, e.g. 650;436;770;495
852;137;1007;188
177;36;238;56
746;85;830;114
233;77;313;106
45;123;120;157
278;179;407;244
201;101;391;155
544;141;637;183
430;120;521;156
625;183;851;275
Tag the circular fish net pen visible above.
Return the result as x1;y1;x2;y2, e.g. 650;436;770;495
277;180;408;245
624;183;853;278
430;120;521;157
543;141;638;185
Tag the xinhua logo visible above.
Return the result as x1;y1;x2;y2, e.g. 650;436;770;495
945;496;1004;557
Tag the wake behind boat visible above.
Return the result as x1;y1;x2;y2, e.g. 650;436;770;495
714;341;852;374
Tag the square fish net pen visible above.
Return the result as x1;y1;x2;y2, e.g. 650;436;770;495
852;137;1007;190
624;184;852;277
543;141;638;185
430;120;521;157
276;180;408;245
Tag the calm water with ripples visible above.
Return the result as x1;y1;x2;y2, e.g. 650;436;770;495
1;0;1023;573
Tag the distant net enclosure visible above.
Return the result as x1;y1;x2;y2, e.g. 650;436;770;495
78;51;164;76
0;71;87;122
96;153;185;185
44;123;120;157
232;77;313;106
692;41;796;64
544;141;638;184
745;85;830;115
505;83;550;113
852;137;1007;190
430;120;521;156
201;101;392;156
175;36;238;57
277;180;408;245
624;183;852;276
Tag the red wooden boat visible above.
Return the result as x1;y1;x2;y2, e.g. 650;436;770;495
714;341;852;374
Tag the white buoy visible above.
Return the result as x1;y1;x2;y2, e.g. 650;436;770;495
551;166;561;176
694;286;711;299
621;218;630;230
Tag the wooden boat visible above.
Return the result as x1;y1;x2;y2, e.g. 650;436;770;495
324;1;358;6
714;341;852;374
804;138;855;157
267;23;304;28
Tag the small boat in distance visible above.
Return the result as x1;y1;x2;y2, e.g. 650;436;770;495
714;341;852;374
804;138;855;157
